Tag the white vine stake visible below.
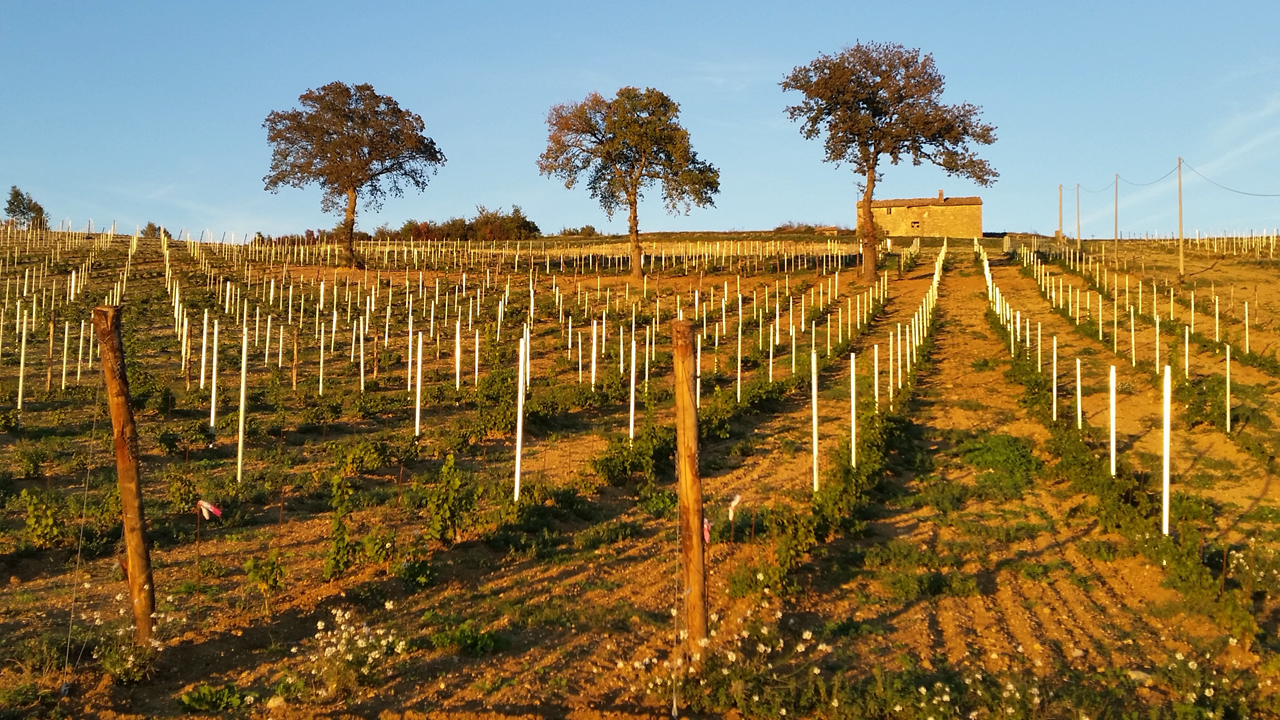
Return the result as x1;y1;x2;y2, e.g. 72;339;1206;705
1162;364;1171;536
811;350;819;493
1109;365;1116;477
414;332;423;436
1075;358;1082;430
514;333;527;502
1226;344;1232;433
850;352;857;468
628;338;637;444
1052;337;1058;421
210;320;219;427
236;326;248;484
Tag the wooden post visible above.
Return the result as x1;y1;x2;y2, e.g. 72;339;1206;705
672;320;707;654
92;306;155;646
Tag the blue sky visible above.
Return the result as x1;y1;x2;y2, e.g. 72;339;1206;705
3;1;1280;239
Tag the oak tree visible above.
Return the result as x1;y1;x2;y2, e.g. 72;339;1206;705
782;42;997;280
538;87;720;279
264;82;445;267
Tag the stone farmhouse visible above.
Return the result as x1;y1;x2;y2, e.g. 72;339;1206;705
866;190;982;238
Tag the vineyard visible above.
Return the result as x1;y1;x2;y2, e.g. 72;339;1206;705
1;228;1279;718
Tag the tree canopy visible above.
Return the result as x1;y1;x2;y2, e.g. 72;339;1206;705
538;87;719;278
782;42;996;279
140;222;172;240
263;82;445;266
6;186;47;230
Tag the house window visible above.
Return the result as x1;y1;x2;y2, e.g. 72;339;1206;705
886;207;893;215
910;220;921;229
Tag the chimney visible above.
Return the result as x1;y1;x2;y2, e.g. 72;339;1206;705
938;189;944;200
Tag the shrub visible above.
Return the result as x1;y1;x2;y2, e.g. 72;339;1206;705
20;490;64;549
429;620;508;656
362;528;396;565
394;555;435;592
958;433;1040;502
637;482;677;519
179;683;257;713
420;454;474;546
914;475;969;514
179;420;214;461
573;520;640;551
728;560;790;597
331;438;387;476
244;549;286;612
163;466;199;514
592;424;676;486
93;630;156;684
324;476;356;581
475;366;517;436
13;442;47;481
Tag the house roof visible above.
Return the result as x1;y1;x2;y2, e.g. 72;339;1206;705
870;196;982;209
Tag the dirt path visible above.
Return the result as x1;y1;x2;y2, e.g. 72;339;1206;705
840;256;1229;677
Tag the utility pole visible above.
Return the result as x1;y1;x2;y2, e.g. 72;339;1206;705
1114;173;1119;255
1178;157;1184;279
1076;184;1081;249
1058;184;1063;239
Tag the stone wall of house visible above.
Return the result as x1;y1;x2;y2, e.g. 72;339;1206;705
869;202;982;238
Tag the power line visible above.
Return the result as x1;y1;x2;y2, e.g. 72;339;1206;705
1118;165;1178;187
1183;162;1280;197
1080;179;1116;194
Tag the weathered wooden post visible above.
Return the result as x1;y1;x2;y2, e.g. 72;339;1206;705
672;320;707;654
92;306;155;646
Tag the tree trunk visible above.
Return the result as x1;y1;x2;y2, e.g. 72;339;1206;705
343;188;364;269
628;195;643;281
858;174;879;284
92;306;155;647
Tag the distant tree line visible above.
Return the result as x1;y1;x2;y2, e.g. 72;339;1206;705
559;225;598;237
392;206;540;244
